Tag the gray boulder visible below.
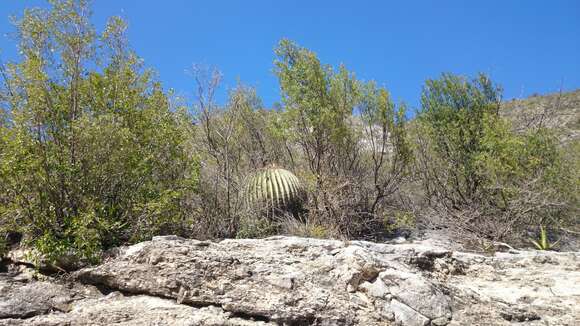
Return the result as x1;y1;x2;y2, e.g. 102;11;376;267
0;236;578;325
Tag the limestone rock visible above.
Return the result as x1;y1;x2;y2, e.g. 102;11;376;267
0;292;276;326
0;236;578;325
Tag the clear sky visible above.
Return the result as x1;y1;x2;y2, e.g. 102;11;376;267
1;1;579;110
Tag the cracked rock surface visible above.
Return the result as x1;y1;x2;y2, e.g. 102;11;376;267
1;236;578;325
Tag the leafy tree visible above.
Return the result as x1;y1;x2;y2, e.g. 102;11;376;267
417;73;502;208
274;39;412;237
358;81;412;216
416;73;576;240
0;0;199;262
275;39;358;180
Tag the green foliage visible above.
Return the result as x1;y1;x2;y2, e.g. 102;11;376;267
560;139;580;224
358;81;413;212
0;1;199;262
281;219;331;239
0;237;7;258
529;225;559;250
416;73;576;240
418;73;503;207
2;2;575;251
273;39;413;237
274;39;360;175
383;210;416;234
192;79;297;238
236;216;277;239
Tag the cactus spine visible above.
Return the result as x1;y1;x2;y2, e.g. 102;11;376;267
245;167;305;214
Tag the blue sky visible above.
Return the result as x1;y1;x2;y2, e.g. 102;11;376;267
1;1;579;110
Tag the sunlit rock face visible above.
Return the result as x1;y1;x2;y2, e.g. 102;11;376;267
1;236;579;325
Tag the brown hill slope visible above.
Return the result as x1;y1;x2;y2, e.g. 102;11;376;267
502;89;580;142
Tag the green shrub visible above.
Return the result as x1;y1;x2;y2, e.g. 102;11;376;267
0;1;199;262
383;210;416;234
236;215;278;239
415;73;576;240
529;225;560;251
274;39;413;238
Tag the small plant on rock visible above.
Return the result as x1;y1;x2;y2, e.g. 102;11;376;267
530;225;559;251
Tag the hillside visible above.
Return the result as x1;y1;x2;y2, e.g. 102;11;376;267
502;89;580;142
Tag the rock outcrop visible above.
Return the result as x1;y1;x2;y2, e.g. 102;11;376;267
1;236;578;325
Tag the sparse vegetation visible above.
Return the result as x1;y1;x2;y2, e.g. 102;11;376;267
0;1;578;263
529;225;560;250
414;74;578;243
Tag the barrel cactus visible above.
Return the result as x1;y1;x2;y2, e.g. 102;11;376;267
245;167;306;214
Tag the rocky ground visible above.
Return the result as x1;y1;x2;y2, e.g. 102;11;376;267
0;236;578;325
